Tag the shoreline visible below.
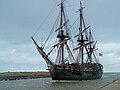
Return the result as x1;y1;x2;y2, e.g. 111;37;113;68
0;72;119;81
0;72;119;90
0;72;50;81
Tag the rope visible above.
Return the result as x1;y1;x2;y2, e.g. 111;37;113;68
32;0;59;37
67;17;79;32
42;12;60;48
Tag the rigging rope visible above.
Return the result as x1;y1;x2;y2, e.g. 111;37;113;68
67;17;79;33
42;12;60;49
32;0;59;37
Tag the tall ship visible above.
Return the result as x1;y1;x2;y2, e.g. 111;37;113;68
31;0;103;80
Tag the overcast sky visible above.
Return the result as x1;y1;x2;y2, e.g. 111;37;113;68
0;0;120;72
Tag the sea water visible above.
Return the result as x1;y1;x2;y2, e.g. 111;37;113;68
0;73;119;90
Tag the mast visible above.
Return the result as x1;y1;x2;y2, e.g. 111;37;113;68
74;2;92;64
76;2;98;64
57;0;69;64
60;0;64;64
78;2;85;64
80;2;84;64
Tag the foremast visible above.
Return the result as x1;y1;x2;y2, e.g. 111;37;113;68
59;0;65;64
31;0;74;67
56;0;74;65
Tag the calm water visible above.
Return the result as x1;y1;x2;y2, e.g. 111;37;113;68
0;73;119;90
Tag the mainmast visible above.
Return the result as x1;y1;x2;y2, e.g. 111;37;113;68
74;2;98;64
74;2;91;64
77;2;86;64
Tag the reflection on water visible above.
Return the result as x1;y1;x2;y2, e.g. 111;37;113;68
0;73;119;90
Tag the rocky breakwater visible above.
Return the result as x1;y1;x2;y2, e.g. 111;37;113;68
0;72;50;81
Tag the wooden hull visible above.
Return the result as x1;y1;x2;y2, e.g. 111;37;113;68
49;63;103;80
